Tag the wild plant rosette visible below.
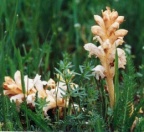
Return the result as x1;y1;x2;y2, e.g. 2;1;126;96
84;7;128;108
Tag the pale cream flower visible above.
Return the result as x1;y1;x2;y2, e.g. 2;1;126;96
43;81;78;115
110;48;126;69
43;82;67;115
84;7;128;108
94;15;105;28
117;48;126;68
114;37;124;46
24;75;35;92
10;93;24;105
3;71;36;104
92;65;105;80
92;7;128;46
3;71;47;105
33;74;47;98
3;71;35;93
84;43;105;58
26;93;36;106
47;78;56;89
102;39;111;49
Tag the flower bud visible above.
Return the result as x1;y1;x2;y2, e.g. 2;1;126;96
91;26;104;35
102;39;111;49
115;29;128;37
108;22;119;36
94;15;105;28
115;16;124;24
114;38;124;46
91;26;106;41
110;11;118;21
93;36;103;45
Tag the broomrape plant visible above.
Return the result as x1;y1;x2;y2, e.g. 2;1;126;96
1;6;144;131
3;70;78;116
84;7;128;108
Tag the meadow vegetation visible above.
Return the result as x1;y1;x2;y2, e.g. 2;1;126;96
0;0;144;131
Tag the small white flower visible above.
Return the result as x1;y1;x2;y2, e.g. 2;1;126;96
114;37;124;46
26;93;36;106
102;39;111;49
24;75;34;92
33;74;46;98
10;93;24;104
117;48;126;68
84;43;105;58
14;71;22;88
92;65;105;80
47;78;56;89
110;48;126;69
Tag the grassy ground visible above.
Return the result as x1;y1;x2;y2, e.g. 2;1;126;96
0;0;144;131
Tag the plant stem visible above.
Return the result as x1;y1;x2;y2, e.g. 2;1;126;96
102;52;115;108
106;77;114;108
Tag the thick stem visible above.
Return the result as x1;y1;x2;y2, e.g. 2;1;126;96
106;77;114;108
101;52;115;108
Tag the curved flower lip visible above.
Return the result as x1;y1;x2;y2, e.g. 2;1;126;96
117;48;126;68
92;65;105;80
26;93;36;106
33;74;47;98
102;39;111;49
10;93;24;104
109;48;126;69
3;70;35;93
84;43;105;58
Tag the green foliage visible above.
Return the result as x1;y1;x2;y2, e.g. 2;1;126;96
0;0;144;131
20;104;52;131
113;56;137;131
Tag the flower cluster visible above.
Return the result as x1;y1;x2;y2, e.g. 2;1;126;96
84;7;128;107
3;70;77;115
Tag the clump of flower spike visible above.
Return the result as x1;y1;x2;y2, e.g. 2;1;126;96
84;7;128;108
3;70;78;115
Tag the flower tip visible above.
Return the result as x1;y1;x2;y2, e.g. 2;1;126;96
116;16;125;24
94;15;105;28
115;29;128;37
111;11;118;20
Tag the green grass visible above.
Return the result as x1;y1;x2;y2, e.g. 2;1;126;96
0;0;144;131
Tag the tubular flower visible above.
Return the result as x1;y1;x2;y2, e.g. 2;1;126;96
92;65;105;80
84;43;105;59
109;48;126;69
43;78;78;115
3;70;78;115
3;71;48;105
84;7;128;108
3;71;36;104
47;78;56;89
